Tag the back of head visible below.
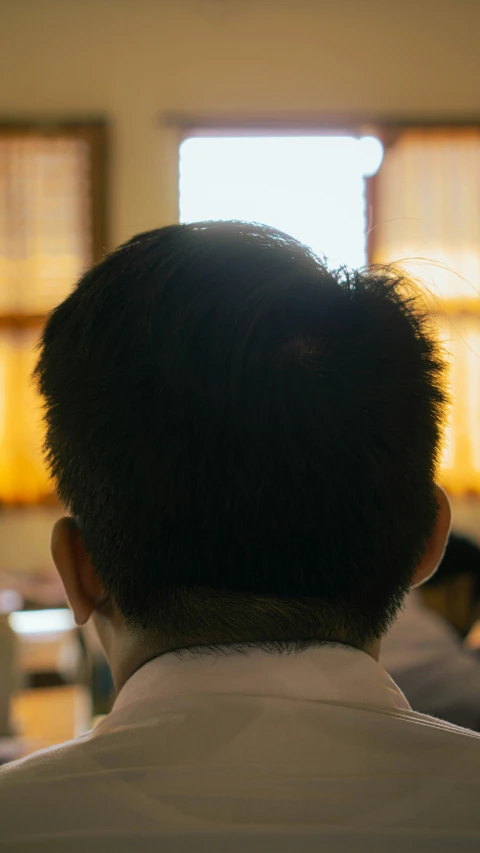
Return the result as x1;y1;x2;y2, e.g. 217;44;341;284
35;222;447;652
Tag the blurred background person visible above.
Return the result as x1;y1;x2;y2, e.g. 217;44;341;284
0;591;23;765
381;533;480;729
0;612;17;738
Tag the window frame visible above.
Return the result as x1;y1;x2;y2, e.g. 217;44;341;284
0;120;107;505
0;120;107;330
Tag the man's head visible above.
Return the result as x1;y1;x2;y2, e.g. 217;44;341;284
35;222;450;685
419;533;480;639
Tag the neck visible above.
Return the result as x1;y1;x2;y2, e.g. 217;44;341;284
100;630;382;695
365;638;381;662
93;599;383;693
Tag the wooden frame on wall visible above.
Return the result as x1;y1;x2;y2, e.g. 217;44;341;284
0;120;108;505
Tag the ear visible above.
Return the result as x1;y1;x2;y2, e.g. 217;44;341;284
411;486;452;589
51;517;106;626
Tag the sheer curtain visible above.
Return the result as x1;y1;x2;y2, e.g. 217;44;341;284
369;128;480;495
0;132;94;503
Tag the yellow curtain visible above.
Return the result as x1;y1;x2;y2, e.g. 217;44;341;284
0;134;92;503
0;328;52;503
370;128;480;496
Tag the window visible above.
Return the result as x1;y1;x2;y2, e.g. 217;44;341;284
368;127;480;495
179;135;383;269
179;127;480;496
0;124;106;504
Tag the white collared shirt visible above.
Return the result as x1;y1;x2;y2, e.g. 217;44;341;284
1;643;480;852
381;590;480;729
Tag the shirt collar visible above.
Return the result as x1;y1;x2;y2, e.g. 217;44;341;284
104;643;411;728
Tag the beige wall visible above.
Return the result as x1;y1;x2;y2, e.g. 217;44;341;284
2;0;480;248
1;0;480;574
0;508;60;576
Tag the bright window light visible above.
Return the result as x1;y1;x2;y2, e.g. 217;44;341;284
9;608;75;635
179;135;383;270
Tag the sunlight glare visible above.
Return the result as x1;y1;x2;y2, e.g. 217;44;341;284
179;135;383;269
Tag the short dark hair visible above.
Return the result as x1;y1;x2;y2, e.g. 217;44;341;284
425;533;480;601
35;221;447;653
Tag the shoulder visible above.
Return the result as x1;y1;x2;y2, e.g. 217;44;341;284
0;730;95;787
395;705;480;748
